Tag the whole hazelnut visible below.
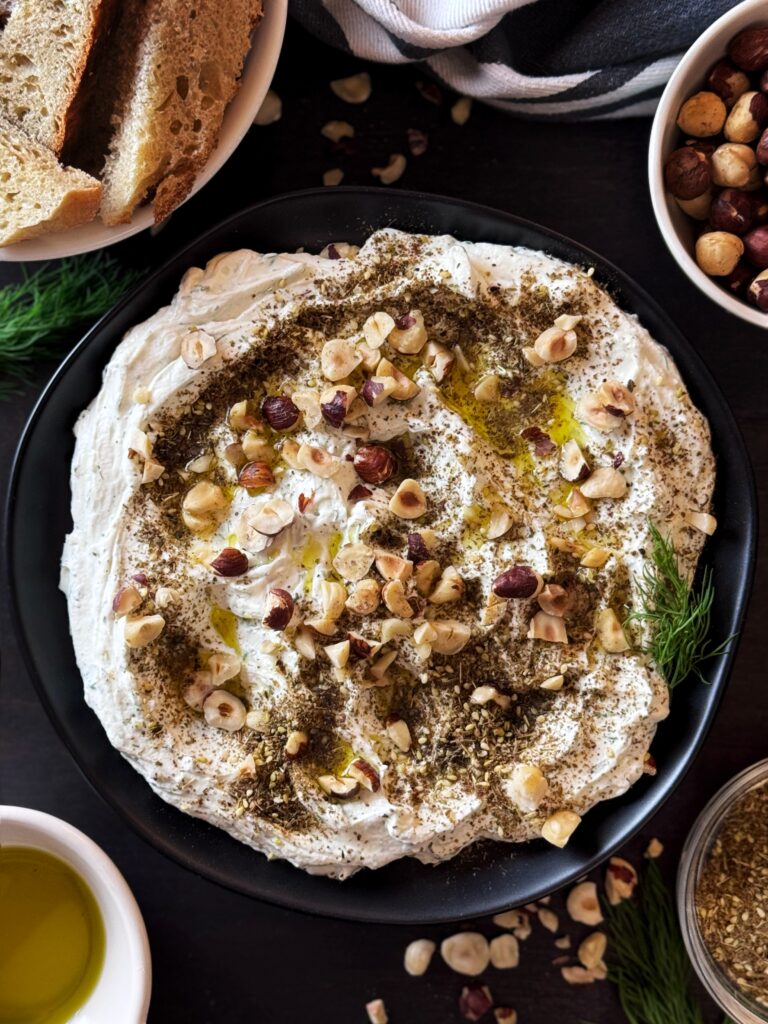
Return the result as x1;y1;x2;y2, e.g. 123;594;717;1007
757;127;768;165
695;231;744;276
724;91;768;143
727;26;768;72
676;91;726;136
743;225;768;267
711;143;757;188
663;146;710;199
754;193;768;224
675;190;712;220
707;59;750;106
710;188;754;234
748;268;768;310
726;260;755;294
353;444;397;484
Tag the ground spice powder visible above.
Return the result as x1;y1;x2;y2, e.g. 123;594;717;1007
696;781;768;1009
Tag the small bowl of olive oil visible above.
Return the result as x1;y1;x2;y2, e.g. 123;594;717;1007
0;806;151;1023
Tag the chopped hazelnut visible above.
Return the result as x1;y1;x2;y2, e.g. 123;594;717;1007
321;580;347;620
606;856;638;905
578;931;607;970
375;551;412;582
685;509;717;534
596;608;630;652
389;478;427;519
345;578;381;615
381;579;414;618
202;690;246;731
333;542;375;581
330;72;371;103
422;340;455;382
440;932;490;976
566;881;604;925
388;309;427;354
429;566;465;604
541;809;581;848
124;613;165;647
284;730;309;759
372;153;407;185
321;338;362;381
376;357;420;400
507;763;549;812
527;610;568;643
386;715;412;752
534;326;578;363
581;467;627;499
324;639;351;669
297;443;340;478
489;934;519;969
430;619;471;654
473;373;500;401
404;938;436;976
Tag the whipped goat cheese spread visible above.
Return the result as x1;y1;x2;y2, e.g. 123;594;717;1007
61;230;715;877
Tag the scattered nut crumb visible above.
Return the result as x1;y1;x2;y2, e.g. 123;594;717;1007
416;80;442;104
554;935;572;950
407;127;428;155
330;71;371;104
365;998;388;1024
323;168;344;187
321;120;355;142
254;89;282;126
451;96;473;125
538;908;559;933
404;938;436;976
372;153;407;185
645;837;664;859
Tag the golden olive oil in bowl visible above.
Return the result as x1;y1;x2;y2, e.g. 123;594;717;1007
0;846;105;1023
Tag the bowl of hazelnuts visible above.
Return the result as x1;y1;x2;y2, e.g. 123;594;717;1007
649;0;768;326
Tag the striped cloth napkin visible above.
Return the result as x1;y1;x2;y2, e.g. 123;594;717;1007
291;0;739;119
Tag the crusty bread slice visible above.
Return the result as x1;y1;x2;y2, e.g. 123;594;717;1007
0;115;101;245
99;0;262;226
0;0;115;155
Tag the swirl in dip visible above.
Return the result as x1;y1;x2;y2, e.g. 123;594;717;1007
61;230;715;877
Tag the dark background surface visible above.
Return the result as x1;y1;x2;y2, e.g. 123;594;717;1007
1;19;766;1024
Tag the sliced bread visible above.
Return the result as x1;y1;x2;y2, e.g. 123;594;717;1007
0;115;101;245
0;0;115;155
99;0;262;226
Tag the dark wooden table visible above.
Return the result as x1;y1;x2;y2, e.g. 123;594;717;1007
1;20;766;1024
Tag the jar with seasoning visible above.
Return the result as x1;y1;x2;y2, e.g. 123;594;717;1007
678;759;768;1024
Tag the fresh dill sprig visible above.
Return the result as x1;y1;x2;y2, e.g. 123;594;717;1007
605;859;704;1024
627;522;731;690
0;252;142;399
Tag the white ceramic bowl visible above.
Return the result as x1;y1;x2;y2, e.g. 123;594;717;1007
1;806;151;1023
649;0;768;328
0;0;287;262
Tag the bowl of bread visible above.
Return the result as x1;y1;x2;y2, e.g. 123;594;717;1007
0;0;286;260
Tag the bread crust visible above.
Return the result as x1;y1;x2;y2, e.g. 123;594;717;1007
99;0;262;226
0;0;117;155
0;117;101;245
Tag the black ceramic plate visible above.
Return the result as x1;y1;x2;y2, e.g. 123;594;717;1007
6;188;756;924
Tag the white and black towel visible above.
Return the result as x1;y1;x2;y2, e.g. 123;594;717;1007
291;0;739;119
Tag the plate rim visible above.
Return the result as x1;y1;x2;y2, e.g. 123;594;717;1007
5;187;757;923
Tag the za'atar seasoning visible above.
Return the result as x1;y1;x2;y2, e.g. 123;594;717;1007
696;781;768;1009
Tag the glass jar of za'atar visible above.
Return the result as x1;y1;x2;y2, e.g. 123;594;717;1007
678;759;768;1024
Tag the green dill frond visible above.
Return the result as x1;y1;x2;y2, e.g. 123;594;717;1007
627;522;732;690
605;859;704;1024
0;252;141;398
